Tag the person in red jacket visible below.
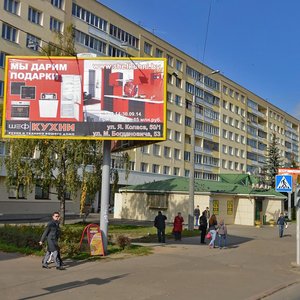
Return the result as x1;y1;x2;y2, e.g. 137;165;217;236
173;212;184;241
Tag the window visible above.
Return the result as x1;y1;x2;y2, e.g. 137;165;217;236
186;100;192;110
0;81;4;97
175;95;182;106
50;17;62;32
174;131;181;142
176;59;183;71
144;42;152;55
173;167;180;176
9;184;26;199
167;54;173;66
167;110;172;121
75;30;106;54
0;142;5;155
147;193;168;209
2;23;18;42
108;45;127;57
109;24;138;47
167;92;172;102
184;151;190;161
155;48;163;57
28;7;42;25
73;4;108;33
185;116;191;127
235;148;239;156
26;34;41;51
140;145;149;154
141;162;148;172
175;112;181;124
153;144;160;156
152;164;160;173
163;166;170;175
35;184;49;199
51;0;64;9
213;200;219;215
174;148;181;160
175;77;182;88
4;0;19;15
247;138;257;148
164;146;171;158
203;140;219;152
195;154;202;164
222;159;227;169
167;73;173;84
129;161;135;171
227;200;233;215
0;52;8;68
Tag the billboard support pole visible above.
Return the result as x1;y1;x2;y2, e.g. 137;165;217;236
100;140;111;254
288;192;292;220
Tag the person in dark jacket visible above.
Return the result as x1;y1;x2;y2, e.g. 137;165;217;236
39;212;65;270
199;211;208;244
194;205;200;226
277;212;287;238
154;211;167;243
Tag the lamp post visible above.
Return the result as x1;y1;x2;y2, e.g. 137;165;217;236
187;70;220;231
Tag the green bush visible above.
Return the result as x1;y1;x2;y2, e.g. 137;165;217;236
116;235;131;249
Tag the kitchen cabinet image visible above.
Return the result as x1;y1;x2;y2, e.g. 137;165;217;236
60;75;82;120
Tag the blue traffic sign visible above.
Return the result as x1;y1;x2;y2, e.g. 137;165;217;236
275;175;293;192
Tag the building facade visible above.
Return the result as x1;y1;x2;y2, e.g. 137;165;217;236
0;0;299;214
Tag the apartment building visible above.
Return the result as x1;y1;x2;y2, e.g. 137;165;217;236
0;0;299;210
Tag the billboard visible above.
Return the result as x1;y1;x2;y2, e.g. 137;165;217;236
2;57;167;140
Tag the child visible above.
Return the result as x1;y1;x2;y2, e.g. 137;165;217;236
217;219;227;249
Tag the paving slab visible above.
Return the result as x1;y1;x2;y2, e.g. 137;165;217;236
1;223;300;300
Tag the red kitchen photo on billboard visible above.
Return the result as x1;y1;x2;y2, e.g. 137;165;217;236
3;57;166;140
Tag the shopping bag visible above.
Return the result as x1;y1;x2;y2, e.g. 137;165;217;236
205;232;212;239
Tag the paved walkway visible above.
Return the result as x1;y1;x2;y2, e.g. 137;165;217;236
1;222;300;300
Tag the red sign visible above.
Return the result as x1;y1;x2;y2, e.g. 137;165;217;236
79;224;105;256
2;57;166;140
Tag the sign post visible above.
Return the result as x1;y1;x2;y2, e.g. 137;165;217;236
294;185;300;265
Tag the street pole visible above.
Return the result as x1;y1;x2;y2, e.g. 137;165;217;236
100;140;111;254
297;206;300;265
294;184;300;265
188;93;196;231
288;192;292;220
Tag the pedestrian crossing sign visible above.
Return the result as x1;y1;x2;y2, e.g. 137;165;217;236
275;175;293;192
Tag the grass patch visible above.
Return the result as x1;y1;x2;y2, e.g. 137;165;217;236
0;223;199;260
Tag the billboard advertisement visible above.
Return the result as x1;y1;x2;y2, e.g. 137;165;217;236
2;57;166;140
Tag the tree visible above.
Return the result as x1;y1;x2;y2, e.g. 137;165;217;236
264;134;283;188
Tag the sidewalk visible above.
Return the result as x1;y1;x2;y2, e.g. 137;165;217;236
1;223;300;300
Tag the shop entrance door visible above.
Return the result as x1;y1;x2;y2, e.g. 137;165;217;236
255;199;263;221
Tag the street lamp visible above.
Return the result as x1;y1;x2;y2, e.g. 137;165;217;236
188;69;220;231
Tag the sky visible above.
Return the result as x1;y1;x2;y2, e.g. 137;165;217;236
98;0;300;120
